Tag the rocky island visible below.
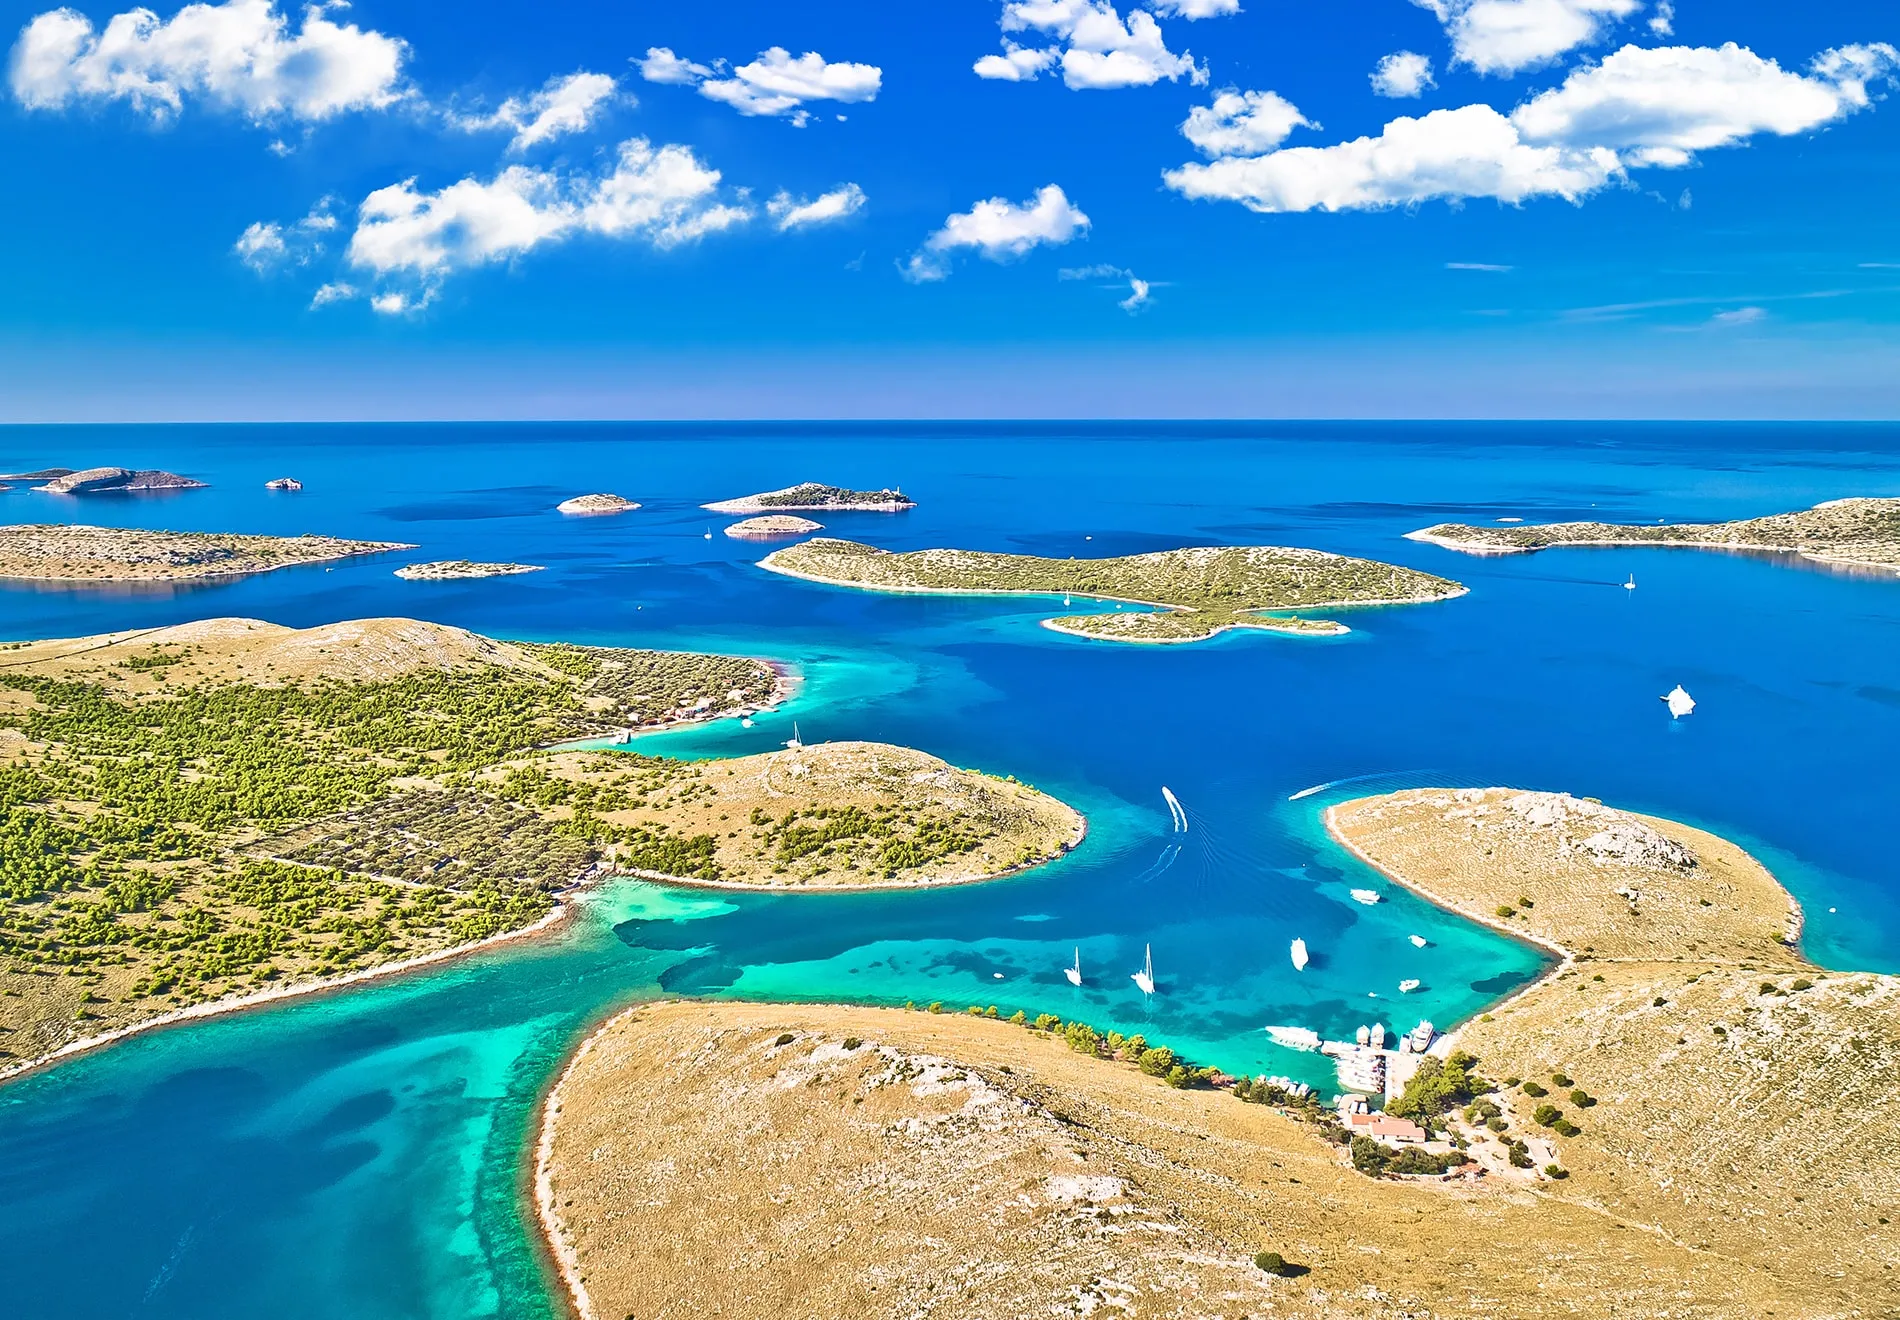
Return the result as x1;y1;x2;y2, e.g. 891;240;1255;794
264;477;302;491
557;493;639;515
759;538;1465;642
0;618;1079;1076
7;466;206;494
534;793;1896;1319
724;514;825;539
1409;496;1900;572
394;560;545;581
705;482;915;514
0;523;414;582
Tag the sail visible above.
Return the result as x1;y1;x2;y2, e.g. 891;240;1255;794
1290;938;1309;971
1664;685;1696;719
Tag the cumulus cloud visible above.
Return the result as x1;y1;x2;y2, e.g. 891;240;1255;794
234;199;336;273
978;1;1206;90
1182;89;1310;156
9;0;406;121
1165;41;1897;213
903;184;1089;282
636;45;879;123
340;138;749;310
1151;0;1241;16
1412;0;1642;76
1648;1;1674;36
309;280;356;306
450;71;619;152
1372;51;1436;97
767;183;866;230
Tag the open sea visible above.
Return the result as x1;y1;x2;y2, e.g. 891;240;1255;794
1;421;1897;1318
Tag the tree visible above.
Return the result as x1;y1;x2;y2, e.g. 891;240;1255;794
1137;1046;1176;1077
1351;1135;1390;1175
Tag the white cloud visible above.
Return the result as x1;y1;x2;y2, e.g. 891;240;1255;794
309;280;356;306
1710;305;1765;325
767;184;866;231
342;138;749;306
903;184;1089;282
1119;276;1152;311
984;2;1205;91
451;71;619;152
1412;0;1642;76
1058;262;1130;279
1648;1;1674;36
1371;51;1436;98
9;0;406;121
234;198;335;273
1182;89;1310;156
1151;0;1241;17
1165;40;1897;214
639;45;880;123
637;47;711;86
974;44;1058;81
1447;261;1514;271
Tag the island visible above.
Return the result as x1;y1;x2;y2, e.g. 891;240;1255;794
0;617;1079;1076
13;466;206;494
724;514;824;539
704;482;915;514
0;523;416;582
1408;496;1900;572
264;477;302;491
758;538;1466;642
394;560;545;581
557;493;639;515
534;792;1895;1319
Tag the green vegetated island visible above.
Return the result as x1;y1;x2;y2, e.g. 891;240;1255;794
1409;496;1900;572
705;482;915;514
0;617;1080;1074
759;538;1466;642
0;523;415;583
394;560;545;581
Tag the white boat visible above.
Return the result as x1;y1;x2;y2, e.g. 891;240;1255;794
1161;786;1188;832
1399;979;1421;993
1265;1025;1320;1051
740;717;754;728
1410;1019;1435;1051
1624;574;1637;591
1350;888;1382;905
1662;685;1696;719
784;722;805;750
1064;948;1082;987
1132;944;1155;996
1290;938;1309;971
1408;935;1428;948
1369;1022;1386;1049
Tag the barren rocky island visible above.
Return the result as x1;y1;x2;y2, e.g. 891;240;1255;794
0;523;415;582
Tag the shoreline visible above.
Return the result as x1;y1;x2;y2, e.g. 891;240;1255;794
0;535;418;586
0;900;575;1088
551;662;802;749
532;1004;637;1320
1404;527;1900;574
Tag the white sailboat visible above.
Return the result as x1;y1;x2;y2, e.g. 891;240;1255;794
784;722;805;749
1624;574;1637;591
1290;938;1309;971
1408;934;1428;948
1662;685;1696;719
1065;948;1083;987
1132;944;1155;996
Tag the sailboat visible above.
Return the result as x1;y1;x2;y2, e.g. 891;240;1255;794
703;528;713;540
1065;948;1083;986
1290;938;1309;971
1662;685;1696;719
784;722;805;749
1131;944;1155;996
1624;574;1637;591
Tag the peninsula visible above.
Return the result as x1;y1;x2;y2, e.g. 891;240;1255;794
0;523;414;582
5;466;205;494
535;793;1896;1318
394;560;545;581
1409;496;1900;572
705;482;915;514
759;538;1465;641
557;493;639;515
0;618;1079;1075
724;514;824;539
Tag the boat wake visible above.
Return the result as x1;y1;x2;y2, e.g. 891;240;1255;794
1288;769;1434;801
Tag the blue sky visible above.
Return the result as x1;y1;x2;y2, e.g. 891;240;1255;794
1;0;1896;419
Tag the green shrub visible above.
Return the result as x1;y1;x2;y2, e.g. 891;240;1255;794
1253;1252;1289;1275
1520;1081;1547;1097
1532;1104;1562;1127
842;1037;862;1051
1487;1116;1508;1132
1790;978;1813;992
1137;1046;1176;1077
1550;1072;1572;1087
1008;1010;1027;1025
1569;1089;1595;1107
1034;1013;1061;1032
1508;1144;1534;1169
1496;905;1516;918
1351;1135;1390;1175
773;1032;795;1047
1545;1164;1569;1179
1553;1119;1582;1137
927;1001;944;1014
1165;1065;1192;1088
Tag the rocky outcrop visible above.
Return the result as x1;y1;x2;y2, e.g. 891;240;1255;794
557;493;640;515
34;467;205;494
265;478;303;491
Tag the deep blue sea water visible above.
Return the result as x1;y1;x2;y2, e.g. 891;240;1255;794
1;422;1897;1319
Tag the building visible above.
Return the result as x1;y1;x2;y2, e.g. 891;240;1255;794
1345;1112;1429;1145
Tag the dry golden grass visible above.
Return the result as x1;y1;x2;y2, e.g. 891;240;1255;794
0;523;411;581
1331;789;1900;1312
541;1002;1827;1320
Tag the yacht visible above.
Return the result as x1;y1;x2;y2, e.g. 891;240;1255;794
1350;888;1382;905
1399;979;1421;993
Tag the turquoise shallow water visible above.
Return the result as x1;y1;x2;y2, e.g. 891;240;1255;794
1;422;1897;1318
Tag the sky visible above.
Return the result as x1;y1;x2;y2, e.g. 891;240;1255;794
1;0;1897;420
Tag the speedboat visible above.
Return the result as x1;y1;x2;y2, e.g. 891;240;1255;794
1399;979;1421;993
1350;888;1382;905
